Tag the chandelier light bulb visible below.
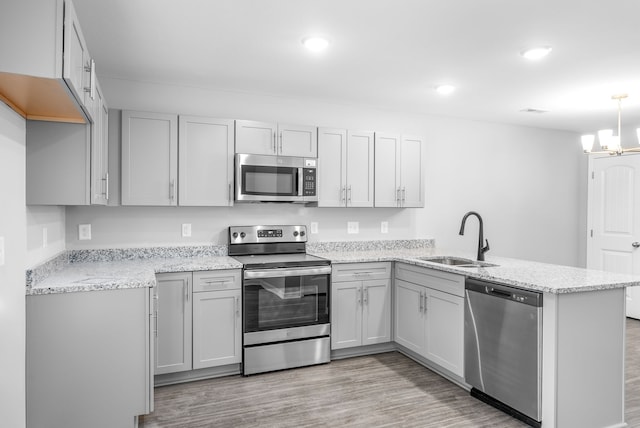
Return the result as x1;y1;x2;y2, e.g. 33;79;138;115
598;129;614;149
581;135;595;153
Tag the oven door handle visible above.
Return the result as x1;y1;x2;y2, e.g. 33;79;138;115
244;266;331;279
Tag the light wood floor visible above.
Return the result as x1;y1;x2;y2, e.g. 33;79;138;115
142;318;640;428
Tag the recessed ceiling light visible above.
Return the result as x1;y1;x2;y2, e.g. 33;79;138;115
302;36;329;52
520;46;552;60
435;84;456;95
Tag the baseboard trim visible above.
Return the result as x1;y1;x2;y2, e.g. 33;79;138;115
154;364;241;387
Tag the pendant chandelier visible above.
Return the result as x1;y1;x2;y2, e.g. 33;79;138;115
581;94;640;155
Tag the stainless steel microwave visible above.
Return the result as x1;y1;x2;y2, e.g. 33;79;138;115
235;154;318;203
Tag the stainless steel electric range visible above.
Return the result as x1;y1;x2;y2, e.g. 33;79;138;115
228;225;331;375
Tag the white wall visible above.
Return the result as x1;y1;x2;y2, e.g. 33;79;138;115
26;206;65;268
65;77;587;266
0;101;26;427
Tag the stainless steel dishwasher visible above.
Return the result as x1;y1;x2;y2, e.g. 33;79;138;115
464;278;542;428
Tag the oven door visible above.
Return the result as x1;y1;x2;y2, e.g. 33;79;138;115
243;266;330;344
236;154;305;202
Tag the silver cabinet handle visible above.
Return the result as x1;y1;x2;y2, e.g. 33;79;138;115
228;183;232;202
402;187;406;206
169;179;175;201
363;287;369;305
423;294;427;313
340;186;346;205
633;242;640;248
419;290;424;313
104;172;109;201
235;296;240;317
279;132;283;153
357;287;362;306
347;185;352;206
83;59;96;100
273;131;277;154
396;187;401;206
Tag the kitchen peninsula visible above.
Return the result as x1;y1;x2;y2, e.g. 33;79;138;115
26;241;639;428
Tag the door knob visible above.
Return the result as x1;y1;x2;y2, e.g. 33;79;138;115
633;242;640;248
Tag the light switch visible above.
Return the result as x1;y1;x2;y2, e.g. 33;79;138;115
381;221;389;234
0;236;5;266
310;222;319;234
182;223;192;237
78;224;92;240
347;221;359;234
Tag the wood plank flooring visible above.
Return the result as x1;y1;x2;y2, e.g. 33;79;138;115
142;318;640;428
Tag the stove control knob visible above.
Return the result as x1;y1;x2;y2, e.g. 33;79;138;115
300;231;306;237
240;232;246;238
232;232;238;239
293;231;299;237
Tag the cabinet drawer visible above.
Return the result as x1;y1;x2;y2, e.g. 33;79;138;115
193;270;241;292
395;263;464;298
332;262;391;282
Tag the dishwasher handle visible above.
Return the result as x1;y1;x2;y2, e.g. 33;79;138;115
465;277;542;307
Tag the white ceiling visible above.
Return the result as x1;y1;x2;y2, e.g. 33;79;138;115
73;0;640;133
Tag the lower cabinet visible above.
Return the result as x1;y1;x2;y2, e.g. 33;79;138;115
155;269;241;376
331;262;391;350
394;263;464;377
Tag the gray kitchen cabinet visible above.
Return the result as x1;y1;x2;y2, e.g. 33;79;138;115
192;270;242;369
155;272;192;375
331;263;391;350
394;263;464;377
26;78;108;205
318;127;374;207
26;287;153;428
0;0;96;123
374;133;424;207
121;110;178;206
178;116;235;206
235;120;317;157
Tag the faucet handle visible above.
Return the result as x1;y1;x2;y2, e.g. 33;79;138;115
482;239;490;253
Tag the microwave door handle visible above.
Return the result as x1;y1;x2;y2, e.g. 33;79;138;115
298;167;304;196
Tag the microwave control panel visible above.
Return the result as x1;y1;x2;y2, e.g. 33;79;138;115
303;168;316;196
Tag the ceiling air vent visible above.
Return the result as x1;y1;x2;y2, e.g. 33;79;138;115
520;108;549;114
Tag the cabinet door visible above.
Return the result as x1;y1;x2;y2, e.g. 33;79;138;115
362;279;391;345
394;279;426;354
374;133;400;207
121;111;178;206
192;289;241;369
331;281;362;349
400;135;424;208
235;120;277;155
179;116;234;206
317;127;347;207
425;288;464;377
62;0;89;109
346;130;374;207
278;123;317;157
155;273;192;375
90;82;108;205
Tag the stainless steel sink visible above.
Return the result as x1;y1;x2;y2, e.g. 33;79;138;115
418;256;498;268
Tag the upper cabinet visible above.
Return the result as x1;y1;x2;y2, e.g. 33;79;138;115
235;120;317;157
178;116;234;206
0;0;97;123
318;127;374;207
26;78;109;206
121;111;178;206
374;134;425;207
121;111;235;207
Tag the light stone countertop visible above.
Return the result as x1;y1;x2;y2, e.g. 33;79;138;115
27;256;242;296
27;241;640;295
311;247;640;294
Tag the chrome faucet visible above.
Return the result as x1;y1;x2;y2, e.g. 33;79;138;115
459;211;490;261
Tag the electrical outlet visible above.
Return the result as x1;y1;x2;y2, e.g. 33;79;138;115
78;224;92;240
381;221;389;234
347;221;359;234
42;227;48;248
182;223;192;237
0;236;5;266
310;222;319;234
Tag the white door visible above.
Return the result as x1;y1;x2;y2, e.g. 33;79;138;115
362;279;391;345
588;154;640;319
346;130;374;207
192;289;241;369
235;120;277;155
155;273;192;374
393;279;426;354
400;135;425;208
278;123;317;157
317;127;347;207
424;288;464;376
374;133;400;207
331;281;362;349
